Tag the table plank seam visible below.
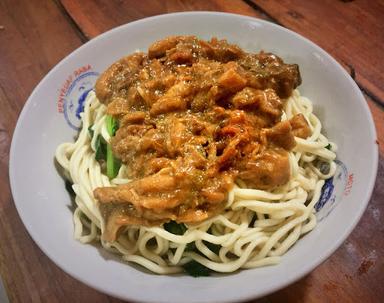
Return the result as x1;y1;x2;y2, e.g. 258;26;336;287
243;0;384;109
340;61;384;110
360;86;384;111
53;0;88;43
242;0;280;24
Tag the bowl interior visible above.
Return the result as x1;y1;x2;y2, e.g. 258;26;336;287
9;12;378;303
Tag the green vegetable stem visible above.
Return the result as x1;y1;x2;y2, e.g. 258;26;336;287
105;115;121;179
106;143;121;179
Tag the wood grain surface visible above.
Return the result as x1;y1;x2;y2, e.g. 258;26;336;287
60;0;271;39
0;0;383;302
250;0;384;107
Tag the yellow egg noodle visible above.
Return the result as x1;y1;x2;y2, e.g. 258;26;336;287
55;90;337;274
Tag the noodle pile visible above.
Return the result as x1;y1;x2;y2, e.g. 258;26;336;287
55;89;336;274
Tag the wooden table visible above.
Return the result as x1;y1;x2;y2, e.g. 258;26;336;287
0;1;383;302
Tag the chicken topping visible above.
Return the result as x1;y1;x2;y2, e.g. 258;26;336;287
93;36;308;241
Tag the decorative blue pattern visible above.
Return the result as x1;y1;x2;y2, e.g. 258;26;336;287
76;88;92;119
62;71;99;130
315;177;335;212
315;160;349;221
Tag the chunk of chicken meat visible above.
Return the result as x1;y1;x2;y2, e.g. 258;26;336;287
93;36;303;241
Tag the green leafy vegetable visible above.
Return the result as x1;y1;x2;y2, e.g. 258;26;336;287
88;124;94;138
186;241;197;251
325;143;331;150
164;221;187;235
65;180;75;197
185;241;221;254
163;223;221;277
106;115;119;136
249;214;257;227
106;143;121;179
204;241;221;254
317;160;330;174
103;115;121;179
183;260;211;277
95;135;107;161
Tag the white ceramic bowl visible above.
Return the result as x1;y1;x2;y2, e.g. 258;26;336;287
9;12;378;303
